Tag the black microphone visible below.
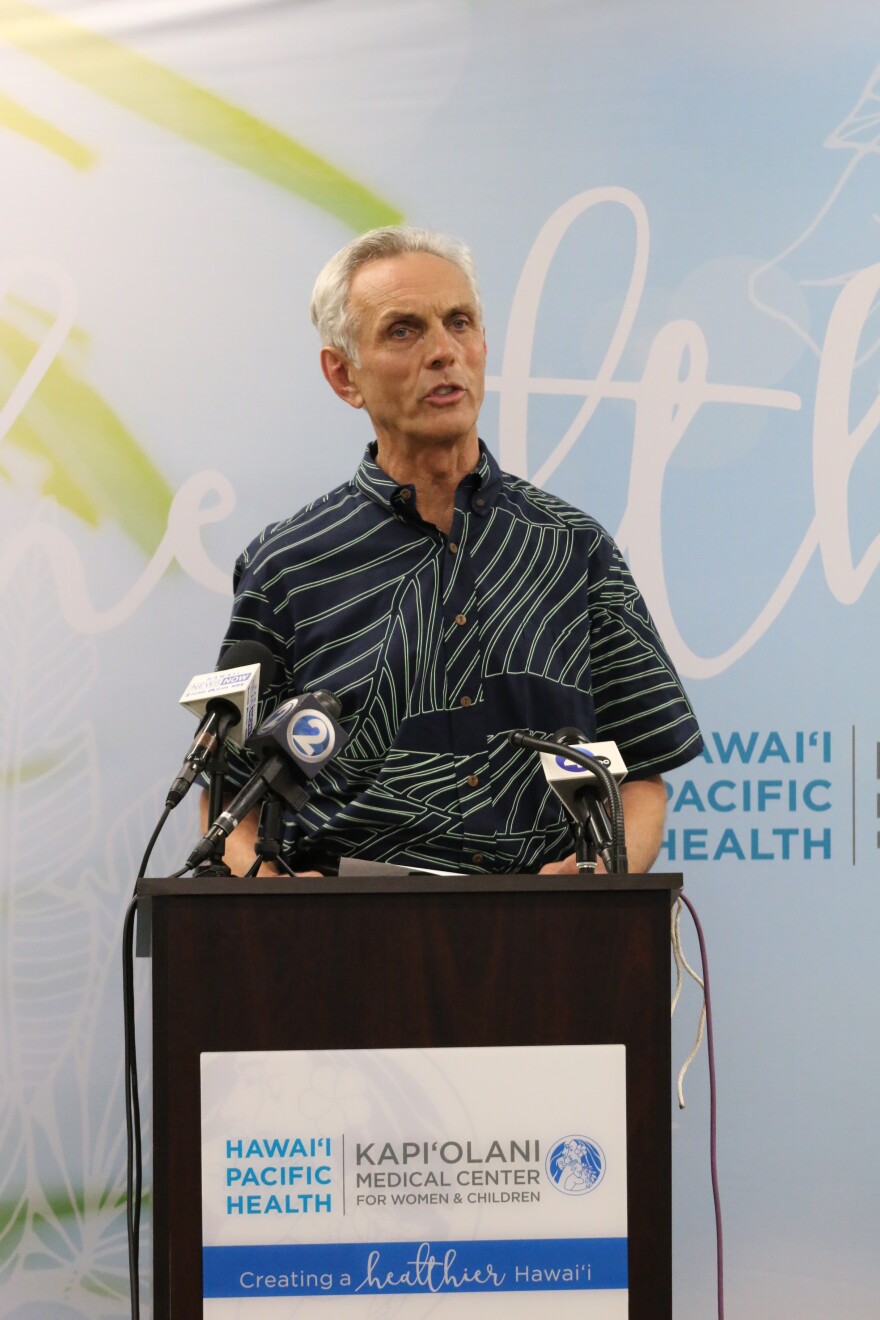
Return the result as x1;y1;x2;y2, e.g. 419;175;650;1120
550;727;616;867
507;727;628;873
185;688;348;870
166;641;277;808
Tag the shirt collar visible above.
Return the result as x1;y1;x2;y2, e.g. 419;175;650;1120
354;439;503;513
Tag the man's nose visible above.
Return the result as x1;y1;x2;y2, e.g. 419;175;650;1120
425;322;455;365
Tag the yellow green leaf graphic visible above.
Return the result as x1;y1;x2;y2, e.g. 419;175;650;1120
1;756;62;786
0;316;174;556
0;90;95;169
0;1;402;231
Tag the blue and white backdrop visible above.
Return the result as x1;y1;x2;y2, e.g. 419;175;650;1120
1;2;878;1316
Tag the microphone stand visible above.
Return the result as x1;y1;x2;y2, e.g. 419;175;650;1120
246;794;297;878
568;797;617;873
193;746;232;877
570;819;595;873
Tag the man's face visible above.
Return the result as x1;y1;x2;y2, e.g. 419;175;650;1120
328;251;487;453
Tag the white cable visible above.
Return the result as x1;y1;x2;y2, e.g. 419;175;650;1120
671;897;707;1108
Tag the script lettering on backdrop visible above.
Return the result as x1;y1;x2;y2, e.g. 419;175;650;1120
0;258;233;630
490;187;880;677
3;197;878;660
0;471;234;632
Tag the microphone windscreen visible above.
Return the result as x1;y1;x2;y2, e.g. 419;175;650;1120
553;727;587;745
219;640;277;697
312;688;342;720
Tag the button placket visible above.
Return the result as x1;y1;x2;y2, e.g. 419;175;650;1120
440;499;494;868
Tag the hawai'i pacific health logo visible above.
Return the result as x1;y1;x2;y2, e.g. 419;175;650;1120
288;710;336;761
545;1135;606;1195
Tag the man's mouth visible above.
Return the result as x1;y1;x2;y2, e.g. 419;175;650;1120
427;383;465;402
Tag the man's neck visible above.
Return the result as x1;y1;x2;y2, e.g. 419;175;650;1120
375;434;480;535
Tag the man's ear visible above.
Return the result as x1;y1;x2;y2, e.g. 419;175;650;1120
321;347;364;409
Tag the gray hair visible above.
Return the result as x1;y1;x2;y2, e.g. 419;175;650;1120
310;225;482;364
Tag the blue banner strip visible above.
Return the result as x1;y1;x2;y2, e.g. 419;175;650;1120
203;1236;628;1297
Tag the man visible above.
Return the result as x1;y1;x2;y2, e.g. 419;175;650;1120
211;226;702;876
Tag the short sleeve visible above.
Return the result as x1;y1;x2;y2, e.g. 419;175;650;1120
586;536;703;778
212;534;297;791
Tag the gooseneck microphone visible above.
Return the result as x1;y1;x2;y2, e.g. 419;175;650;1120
166;641;277;808
508;727;628;873
185;688;347;870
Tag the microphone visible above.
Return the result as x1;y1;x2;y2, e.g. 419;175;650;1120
185;688;348;870
508;727;628;873
539;730;627;815
165;641;277;808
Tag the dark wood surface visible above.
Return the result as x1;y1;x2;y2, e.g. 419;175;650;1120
145;874;680;1318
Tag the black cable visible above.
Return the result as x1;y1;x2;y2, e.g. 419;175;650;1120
135;803;172;897
680;892;724;1320
124;800;174;1318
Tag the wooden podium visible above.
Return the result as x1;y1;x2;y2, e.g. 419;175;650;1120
137;870;682;1318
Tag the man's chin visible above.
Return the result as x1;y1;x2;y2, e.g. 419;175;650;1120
414;414;480;447
373;412;480;455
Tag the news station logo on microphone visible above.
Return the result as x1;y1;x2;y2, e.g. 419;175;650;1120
247;690;347;780
545;1135;606;1195
287;710;336;762
540;741;628;800
554;752;612;774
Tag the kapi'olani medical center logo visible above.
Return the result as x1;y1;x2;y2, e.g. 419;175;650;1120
545;1135;606;1196
221;1129;611;1218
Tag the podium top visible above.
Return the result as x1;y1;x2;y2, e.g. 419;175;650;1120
136;872;683;899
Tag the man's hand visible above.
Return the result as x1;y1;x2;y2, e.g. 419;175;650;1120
539;853;604;875
539;775;667;875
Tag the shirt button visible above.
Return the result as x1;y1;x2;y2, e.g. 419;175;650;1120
454;613;467;626
449;542;459;554
467;774;479;788
398;488;412;501
472;852;484;864
474;497;485;509
460;695;472;708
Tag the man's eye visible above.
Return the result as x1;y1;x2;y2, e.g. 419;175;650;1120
390;325;412;339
